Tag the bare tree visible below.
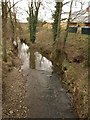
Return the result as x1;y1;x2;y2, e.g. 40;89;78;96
27;0;41;68
51;1;64;74
8;0;18;53
2;0;8;62
2;0;22;62
63;0;74;49
28;0;41;44
56;2;63;49
52;1;70;48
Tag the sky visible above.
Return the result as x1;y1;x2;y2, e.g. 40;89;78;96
7;0;90;23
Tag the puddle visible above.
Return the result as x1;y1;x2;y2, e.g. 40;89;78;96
18;42;52;72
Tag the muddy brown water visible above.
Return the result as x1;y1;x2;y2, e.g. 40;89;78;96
19;42;78;118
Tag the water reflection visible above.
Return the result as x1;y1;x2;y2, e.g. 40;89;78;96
19;42;30;70
29;49;36;69
35;52;52;72
19;42;52;72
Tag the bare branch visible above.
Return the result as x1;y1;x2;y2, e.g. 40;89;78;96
63;1;70;6
7;0;23;13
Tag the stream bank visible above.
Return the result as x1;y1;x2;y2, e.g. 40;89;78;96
2;42;78;118
22;40;88;118
2;38;88;118
36;43;88;118
19;42;78;118
2;54;28;118
19;22;88;118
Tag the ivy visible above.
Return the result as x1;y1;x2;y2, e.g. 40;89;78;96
52;2;60;41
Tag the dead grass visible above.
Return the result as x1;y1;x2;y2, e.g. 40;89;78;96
63;62;88;118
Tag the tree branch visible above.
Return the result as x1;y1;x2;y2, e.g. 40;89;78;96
7;0;23;13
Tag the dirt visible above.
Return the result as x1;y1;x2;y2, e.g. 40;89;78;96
2;56;28;118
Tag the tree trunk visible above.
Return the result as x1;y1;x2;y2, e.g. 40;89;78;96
56;2;63;50
29;1;41;44
28;1;41;68
52;2;64;74
29;48;36;69
2;1;7;62
63;0;74;49
9;0;18;55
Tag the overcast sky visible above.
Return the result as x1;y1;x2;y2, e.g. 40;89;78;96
8;0;90;23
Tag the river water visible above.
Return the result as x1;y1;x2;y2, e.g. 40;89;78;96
19;42;52;72
18;42;78;118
